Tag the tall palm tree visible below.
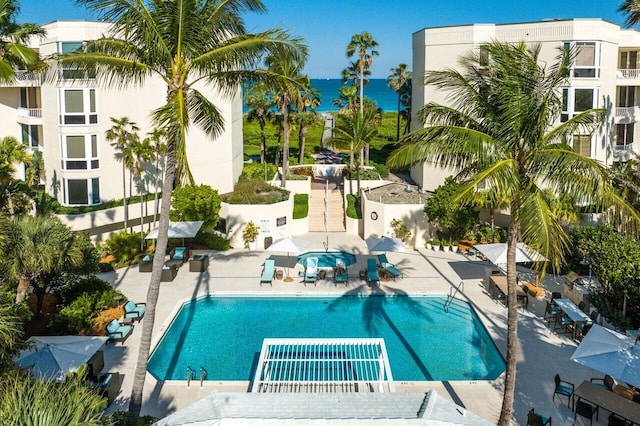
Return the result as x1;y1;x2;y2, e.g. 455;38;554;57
325;106;378;194
5;216;83;304
387;64;411;141
346;31;378;163
144;128;167;227
341;60;370;88
128;136;154;248
0;136;31;217
387;41;640;425
294;79;321;164
244;82;275;164
0;0;45;83
105;117;140;230
63;0;305;416
265;48;308;187
619;0;640;26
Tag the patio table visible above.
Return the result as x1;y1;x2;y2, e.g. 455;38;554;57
553;298;592;338
573;380;640;425
489;275;528;310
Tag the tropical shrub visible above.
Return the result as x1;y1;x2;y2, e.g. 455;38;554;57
239;163;277;181
193;231;230;251
371;162;389;178
242;221;260;248
170;184;221;230
344;168;380;180
424;177;478;242
291;167;314;177
293;194;309;219
390;218;411;242
345;194;362;219
98;231;141;263
110;410;158;426
221;179;289;204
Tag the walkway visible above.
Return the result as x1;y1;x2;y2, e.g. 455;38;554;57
308;177;345;232
99;233;612;425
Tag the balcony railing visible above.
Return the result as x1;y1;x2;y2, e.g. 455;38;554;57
17;107;42;118
614;142;636;152
617;69;640;79
615;106;640;118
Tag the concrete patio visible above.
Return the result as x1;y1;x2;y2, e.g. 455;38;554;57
98;232;623;425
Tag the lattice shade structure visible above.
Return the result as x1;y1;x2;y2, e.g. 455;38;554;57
252;338;394;393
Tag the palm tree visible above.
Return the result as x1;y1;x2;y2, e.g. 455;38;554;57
244;82;275;164
0;136;31;217
265;48;308;187
346;31;378;163
341;60;370;88
619;0;640;26
105;117;140;230
62;0;306;416
325;107;378;194
387;64;411;141
5;216;83;304
128;136;154;248
294;111;319;164
387;41;640;425
0;0;45;83
144;128;167;227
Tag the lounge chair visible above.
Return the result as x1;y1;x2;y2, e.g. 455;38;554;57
189;254;209;272
334;259;348;285
260;259;275;286
377;254;390;264
90;371;121;405
123;300;146;321
380;261;403;280
304;257;318;286
138;253;153;272
161;264;178;282
106;319;133;343
367;258;380;284
170;246;189;264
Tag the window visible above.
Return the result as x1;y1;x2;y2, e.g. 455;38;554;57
21;124;40;149
58;42;95;79
564;42;599;78
478;44;490;68
61;134;99;170
60;89;97;125
561;88;597;122
64;178;100;205
617;86;637;108
616;123;635;146
572;135;592;157
619;51;639;69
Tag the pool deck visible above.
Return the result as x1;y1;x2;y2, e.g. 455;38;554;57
100;232;613;425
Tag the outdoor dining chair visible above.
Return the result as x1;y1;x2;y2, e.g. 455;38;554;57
574;400;598;425
527;408;552;425
553;374;575;408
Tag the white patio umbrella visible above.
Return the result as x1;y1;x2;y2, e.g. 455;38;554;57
266;237;309;282
473;242;547;265
145;221;204;240
365;237;408;253
15;336;108;382
571;324;640;387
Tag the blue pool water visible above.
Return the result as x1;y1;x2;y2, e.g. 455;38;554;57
296;251;357;268
148;296;505;382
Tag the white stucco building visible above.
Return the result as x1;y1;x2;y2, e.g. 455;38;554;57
0;20;242;208
411;18;640;191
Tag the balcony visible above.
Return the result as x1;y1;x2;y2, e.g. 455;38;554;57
613;142;637;162
615;106;640;123
0;70;42;87
617;69;640;79
17;107;43;125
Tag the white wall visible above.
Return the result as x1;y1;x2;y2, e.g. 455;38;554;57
362;197;429;249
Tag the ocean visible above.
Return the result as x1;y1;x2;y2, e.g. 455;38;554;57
310;78;398;112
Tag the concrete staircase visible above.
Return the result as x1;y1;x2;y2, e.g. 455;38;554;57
308;178;345;232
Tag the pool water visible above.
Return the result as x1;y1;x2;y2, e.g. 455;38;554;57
148;296;505;382
296;251;357;268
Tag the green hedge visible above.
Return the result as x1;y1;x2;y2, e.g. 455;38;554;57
293;194;309;219
346;194;362;219
240;163;277;181
55;192;159;215
221;179;289;204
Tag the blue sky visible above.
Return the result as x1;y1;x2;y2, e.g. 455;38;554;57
19;0;629;78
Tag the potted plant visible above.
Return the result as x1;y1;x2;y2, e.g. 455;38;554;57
442;238;451;252
425;239;432;250
242;221;260;250
432;238;441;251
452;241;459;253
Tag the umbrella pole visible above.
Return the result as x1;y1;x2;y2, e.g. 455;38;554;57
284;251;294;282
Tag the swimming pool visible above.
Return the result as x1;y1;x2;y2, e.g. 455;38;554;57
296;251;357;268
148;295;505;382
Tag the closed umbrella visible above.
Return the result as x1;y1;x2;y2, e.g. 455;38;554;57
571;324;640;387
473;243;547;265
15;336;108;381
266;237;309;282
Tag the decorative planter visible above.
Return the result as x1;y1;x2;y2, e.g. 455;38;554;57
452;246;459;253
425;243;432;250
434;245;441;251
443;245;450;252
248;241;257;251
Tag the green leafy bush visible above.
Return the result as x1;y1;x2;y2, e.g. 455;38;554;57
291;167;314;177
110;410;158;426
345;168;380;180
371;162;389;178
285;173;308;181
194;231;230;251
55;276;114;306
240;163;277;181
221;179;289;204
293;194;309;219
346;194;362;219
170;184;221;229
98;231;142;263
49;284;124;334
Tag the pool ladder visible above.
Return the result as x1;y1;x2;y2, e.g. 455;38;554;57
444;281;464;313
186;366;208;388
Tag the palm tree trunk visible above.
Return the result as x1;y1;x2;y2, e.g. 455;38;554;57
298;126;306;165
396;94;401;141
280;104;289;188
259;117;266;164
129;146;176;418
140;188;145;252
498;213;520;426
153;156;160;227
122;163;128;230
129;170;134;232
14;277;30;304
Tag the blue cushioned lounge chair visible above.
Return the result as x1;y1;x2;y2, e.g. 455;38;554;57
260;259;275;286
304;257;318;286
380;261;403;280
334;259;347;285
367;258;380;284
123;300;146;321
170;246;189;263
106;319;133;343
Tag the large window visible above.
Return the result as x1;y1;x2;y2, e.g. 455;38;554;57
616;123;635;147
21;124;40;150
561;88;597;122
564;41;600;78
572;135;592;157
64;178;100;205
619;51;639;70
58;42;94;79
61;134;99;170
60;89;97;125
617;86;637;108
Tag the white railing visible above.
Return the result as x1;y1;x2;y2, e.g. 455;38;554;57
617;69;640;79
614;142;636;152
17;107;42;118
615;106;640;118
